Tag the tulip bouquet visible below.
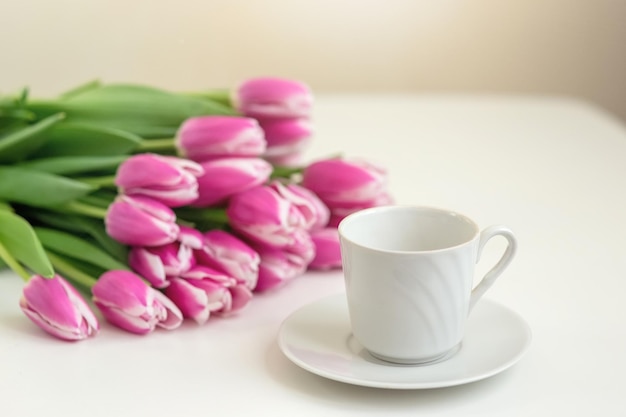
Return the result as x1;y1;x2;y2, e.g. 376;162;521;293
0;77;391;341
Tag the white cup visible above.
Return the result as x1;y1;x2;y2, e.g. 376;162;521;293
338;205;517;365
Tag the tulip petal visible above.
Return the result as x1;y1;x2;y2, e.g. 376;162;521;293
226;185;306;248
176;116;266;161
193;158;272;207
20;275;99;341
308;228;343;270
105;195;179;246
128;247;168;288
235;77;313;119
178;225;204;249
115;154;203;207
165;278;211;324
302;158;389;206
226;284;253;313
197;230;260;290
153;291;183;330
95;304;156;335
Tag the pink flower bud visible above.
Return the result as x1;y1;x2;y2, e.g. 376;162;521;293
193;157;273;207
92;270;183;335
263;151;305;167
269;181;330;230
176;116;266;161
105;195;179;246
195;230;260;290
226;185;307;248
165;276;229;325
301;158;393;225
20;275;99;341
234;77;313;119
225;284;253;314
178;225;204;250
328;191;394;227
258;117;312;162
115;153;203;207
308;228;342;270
302;158;389;207
165;266;252;324
254;232;315;292
129;242;194;289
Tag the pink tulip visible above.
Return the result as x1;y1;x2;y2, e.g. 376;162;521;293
115;153;204;207
234;77;313;119
286;229;316;265
226;185;307;248
105;195;179;246
195;230;260;290
328;192;394;227
165;277;229;325
92;270;183;334
308;228;343;270
165;266;253;324
269;181;330;230
302;158;389;206
129;242;194;288
263;151;305;167
254;232;315;292
176;116;266;161
301;158;392;226
182;265;252;316
224;284;254;313
193;157;273;207
259;117;312;163
178;225;204;250
19;275;99;341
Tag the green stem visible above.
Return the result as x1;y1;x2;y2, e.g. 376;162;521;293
46;251;97;289
183;89;233;107
62;201;108;219
271;165;305;179
0;240;30;281
77;175;117;188
175;207;230;224
136;138;177;153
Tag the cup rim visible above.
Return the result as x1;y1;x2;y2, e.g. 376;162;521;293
337;205;480;254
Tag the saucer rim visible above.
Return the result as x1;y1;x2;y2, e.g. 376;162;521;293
277;294;532;390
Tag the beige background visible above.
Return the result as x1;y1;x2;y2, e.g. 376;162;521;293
2;0;625;122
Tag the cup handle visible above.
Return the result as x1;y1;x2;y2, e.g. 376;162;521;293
469;225;517;312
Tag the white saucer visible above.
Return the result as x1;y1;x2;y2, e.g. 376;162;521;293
278;294;531;389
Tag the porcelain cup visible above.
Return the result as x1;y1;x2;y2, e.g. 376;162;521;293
338;205;517;365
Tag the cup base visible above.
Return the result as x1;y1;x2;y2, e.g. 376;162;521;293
367;343;462;366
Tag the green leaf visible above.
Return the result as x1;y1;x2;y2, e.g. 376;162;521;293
44;251;98;293
0;88;35;126
30;122;141;157
0;210;54;277
0;113;65;163
0;200;12;212
73;216;128;262
35;227;128;271
0;108;35;124
21;209;84;233
59;80;102;99
175;206;230;232
183;89;233;108
25;83;235;138
18;155;126;175
0;166;94;207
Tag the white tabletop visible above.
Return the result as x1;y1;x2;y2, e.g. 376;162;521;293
1;94;625;416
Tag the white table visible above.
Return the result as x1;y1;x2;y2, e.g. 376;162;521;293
1;94;625;416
